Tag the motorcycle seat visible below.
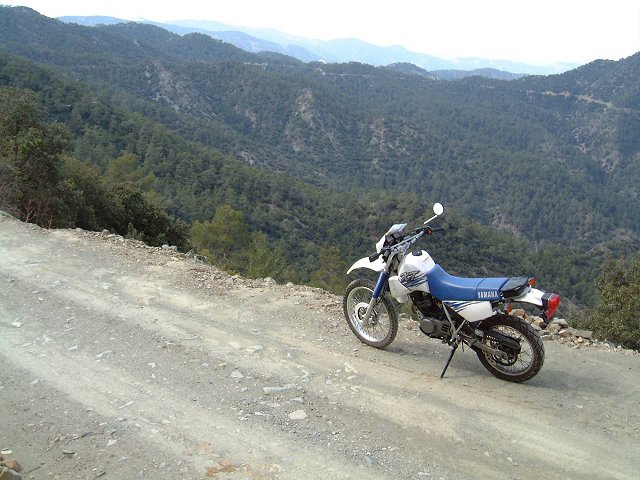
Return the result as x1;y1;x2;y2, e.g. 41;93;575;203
427;265;508;302
500;276;530;298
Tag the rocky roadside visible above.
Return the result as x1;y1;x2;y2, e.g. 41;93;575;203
0;452;22;479
511;308;639;355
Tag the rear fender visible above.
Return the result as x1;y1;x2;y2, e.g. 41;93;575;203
510;287;545;307
347;256;385;274
508;287;561;321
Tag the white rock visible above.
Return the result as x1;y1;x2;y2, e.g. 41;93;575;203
288;410;307;420
344;362;358;374
263;384;297;394
552;318;568;328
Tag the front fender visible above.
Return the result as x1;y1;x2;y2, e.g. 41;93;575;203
347;256;385;274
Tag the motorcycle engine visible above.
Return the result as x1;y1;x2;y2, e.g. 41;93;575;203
411;292;451;339
419;317;451;339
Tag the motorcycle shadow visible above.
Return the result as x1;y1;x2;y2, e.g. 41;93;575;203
383;336;488;379
385;333;584;389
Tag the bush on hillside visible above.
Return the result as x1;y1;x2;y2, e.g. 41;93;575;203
573;254;640;350
0;86;189;249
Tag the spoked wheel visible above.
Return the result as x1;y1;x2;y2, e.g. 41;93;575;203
343;279;398;348
474;314;545;383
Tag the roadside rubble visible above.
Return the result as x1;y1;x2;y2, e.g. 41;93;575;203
511;309;638;355
0;452;22;480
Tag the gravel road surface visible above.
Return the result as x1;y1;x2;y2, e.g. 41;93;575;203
1;211;639;479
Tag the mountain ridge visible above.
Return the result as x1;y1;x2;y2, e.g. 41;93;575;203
59;14;578;76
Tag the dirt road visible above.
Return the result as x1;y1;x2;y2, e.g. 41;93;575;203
1;211;639;479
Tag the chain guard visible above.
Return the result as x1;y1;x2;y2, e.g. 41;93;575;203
481;329;522;359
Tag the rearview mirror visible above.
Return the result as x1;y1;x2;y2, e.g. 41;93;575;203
433;203;444;216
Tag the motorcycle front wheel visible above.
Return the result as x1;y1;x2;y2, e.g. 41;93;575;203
474;314;544;383
343;278;398;348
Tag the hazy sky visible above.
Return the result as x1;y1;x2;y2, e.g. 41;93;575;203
9;0;640;66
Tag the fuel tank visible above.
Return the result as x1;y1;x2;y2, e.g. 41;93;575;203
388;250;436;302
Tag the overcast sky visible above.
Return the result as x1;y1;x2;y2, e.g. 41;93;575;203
9;0;640;66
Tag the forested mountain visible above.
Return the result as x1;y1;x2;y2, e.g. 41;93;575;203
1;6;639;308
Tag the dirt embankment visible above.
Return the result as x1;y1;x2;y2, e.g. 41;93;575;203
1;211;639;479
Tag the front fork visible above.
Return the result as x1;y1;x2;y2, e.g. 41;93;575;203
362;271;389;326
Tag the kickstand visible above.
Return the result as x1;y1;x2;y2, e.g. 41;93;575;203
439;340;459;379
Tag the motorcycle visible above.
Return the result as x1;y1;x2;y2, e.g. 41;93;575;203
343;203;560;383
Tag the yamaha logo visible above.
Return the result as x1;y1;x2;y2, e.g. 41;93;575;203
477;290;498;299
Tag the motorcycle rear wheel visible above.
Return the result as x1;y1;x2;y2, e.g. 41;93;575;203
474;314;544;383
343;278;398;348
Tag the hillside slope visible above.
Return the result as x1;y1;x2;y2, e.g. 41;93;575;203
1;212;639;479
1;6;639;251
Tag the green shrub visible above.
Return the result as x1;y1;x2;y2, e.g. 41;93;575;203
574;254;640;349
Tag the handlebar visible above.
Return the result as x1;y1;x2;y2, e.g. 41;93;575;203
370;224;444;261
368;252;381;262
410;225;444;235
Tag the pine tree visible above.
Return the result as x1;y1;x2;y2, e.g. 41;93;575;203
0;87;69;225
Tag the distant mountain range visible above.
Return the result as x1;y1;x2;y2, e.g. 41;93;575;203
58;15;578;77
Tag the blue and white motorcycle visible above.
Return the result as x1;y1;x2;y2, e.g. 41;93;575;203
343;203;560;383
